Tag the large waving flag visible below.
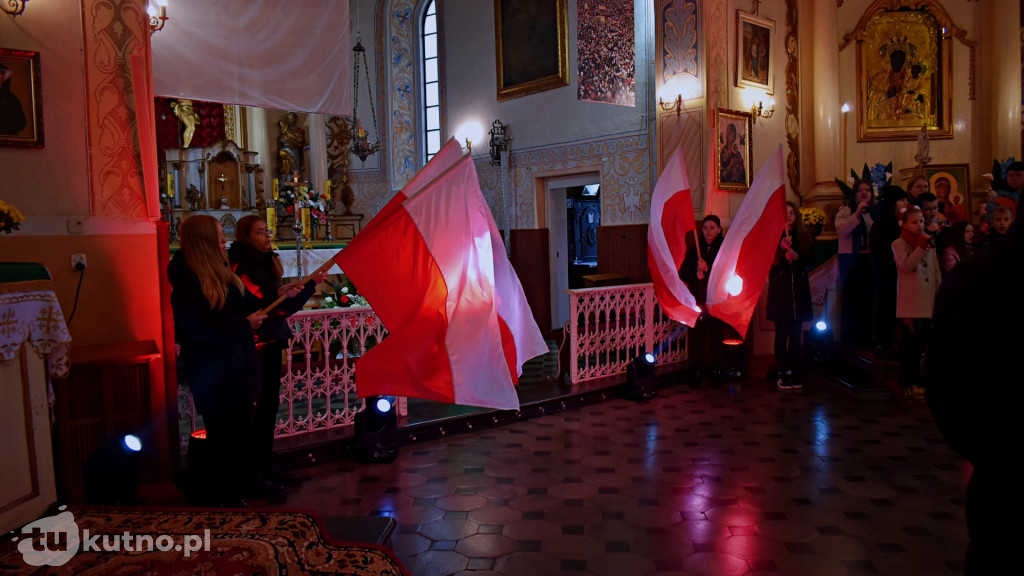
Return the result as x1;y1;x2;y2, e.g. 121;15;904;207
647;148;701;327
706;145;787;337
334;151;542;410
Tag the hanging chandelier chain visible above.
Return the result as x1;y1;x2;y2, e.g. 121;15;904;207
363;49;379;140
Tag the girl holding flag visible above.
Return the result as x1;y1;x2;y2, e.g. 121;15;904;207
766;202;813;390
680;215;727;386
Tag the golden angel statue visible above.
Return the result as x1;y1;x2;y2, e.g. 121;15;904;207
170;99;200;148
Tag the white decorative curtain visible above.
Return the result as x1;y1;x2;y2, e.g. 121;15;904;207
152;0;351;116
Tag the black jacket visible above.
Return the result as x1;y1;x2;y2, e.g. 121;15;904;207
766;229;814;323
168;251;261;413
227;242;317;344
680;233;723;306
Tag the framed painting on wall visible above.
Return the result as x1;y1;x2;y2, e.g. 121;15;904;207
924;164;972;225
494;0;569;101
716;108;752;192
736;11;774;93
856;9;952;141
0;47;44;148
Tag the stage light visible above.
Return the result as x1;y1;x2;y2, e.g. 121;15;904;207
806;320;834;362
354;396;399;463
84;434;144;505
721;338;748;380
726;275;743;296
622;351;658;401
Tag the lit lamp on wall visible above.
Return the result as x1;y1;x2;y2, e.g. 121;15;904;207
351;37;381;164
489;119;508;167
841;103;850;177
2;0;29;18
752;98;775;124
148;1;168;34
659;94;684;117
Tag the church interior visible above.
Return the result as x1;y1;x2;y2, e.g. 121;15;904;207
1;0;1018;574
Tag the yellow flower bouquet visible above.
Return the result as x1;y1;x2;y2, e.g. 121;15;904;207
799;207;826;228
0;199;25;234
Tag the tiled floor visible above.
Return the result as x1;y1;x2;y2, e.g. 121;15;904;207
273;373;968;576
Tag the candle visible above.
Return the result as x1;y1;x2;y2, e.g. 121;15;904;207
324;180;331;200
272;178;279;199
302;206;311;236
266;206;276;237
167;173;175;198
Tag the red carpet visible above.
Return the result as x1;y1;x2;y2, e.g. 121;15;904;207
1;508;409;575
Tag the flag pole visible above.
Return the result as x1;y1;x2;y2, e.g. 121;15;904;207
260;258;335;315
693;227;706;279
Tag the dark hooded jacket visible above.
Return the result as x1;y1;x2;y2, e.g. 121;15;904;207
227;241;317;344
168;251;261;413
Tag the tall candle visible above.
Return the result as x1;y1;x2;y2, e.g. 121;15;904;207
167;173;175;198
324;180;331;200
301;206;311;236
272;178;279;199
266;206;276;237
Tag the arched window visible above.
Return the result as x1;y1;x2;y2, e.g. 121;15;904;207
421;0;441;161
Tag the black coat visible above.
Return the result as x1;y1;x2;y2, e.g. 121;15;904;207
926;220;1021;468
168;252;261;414
868;203;901;271
766;229;813;323
680;233;723;306
227;242;317;344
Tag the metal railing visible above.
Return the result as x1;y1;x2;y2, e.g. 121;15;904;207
178;283;687;451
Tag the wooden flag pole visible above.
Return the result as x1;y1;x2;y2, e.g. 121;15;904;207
693;227;706;279
259;258;336;315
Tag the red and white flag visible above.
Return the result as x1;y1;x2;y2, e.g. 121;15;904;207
706;145;787;337
334;151;542;410
647;147;701;327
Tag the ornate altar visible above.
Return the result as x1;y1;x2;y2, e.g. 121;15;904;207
164;140;262;236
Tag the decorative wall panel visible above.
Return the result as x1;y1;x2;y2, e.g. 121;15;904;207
386;0;417;189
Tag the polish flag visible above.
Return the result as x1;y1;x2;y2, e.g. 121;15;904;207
647;147;701;327
334;152;541;410
706;145;788;337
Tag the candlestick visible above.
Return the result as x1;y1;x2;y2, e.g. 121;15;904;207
167;173;175;198
266;206;276;236
841;103;850;179
324;180;331;200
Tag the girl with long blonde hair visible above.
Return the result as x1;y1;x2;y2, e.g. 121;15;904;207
169;215;266;506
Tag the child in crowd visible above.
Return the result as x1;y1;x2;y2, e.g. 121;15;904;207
868;185;909;358
941;221;974;276
835;179;874;349
976;206;1014;252
917;192;950;249
892;206;940;402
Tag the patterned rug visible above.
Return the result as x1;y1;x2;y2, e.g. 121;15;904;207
1;508;409;575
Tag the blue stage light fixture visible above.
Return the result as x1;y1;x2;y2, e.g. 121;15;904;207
622;351;658;401
806;320;835;362
354;396;399;462
84;433;144;505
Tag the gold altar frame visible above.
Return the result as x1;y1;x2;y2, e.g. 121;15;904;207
715;108;753;192
0;47;44;148
494;0;569;101
736;11;775;94
853;9;952;141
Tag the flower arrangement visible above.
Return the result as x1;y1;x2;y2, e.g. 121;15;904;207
0;199;25;234
320;278;368;309
278;181;328;226
799;207;826;228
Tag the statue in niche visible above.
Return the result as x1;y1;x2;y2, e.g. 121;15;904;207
171;99;200;148
277;112;306;176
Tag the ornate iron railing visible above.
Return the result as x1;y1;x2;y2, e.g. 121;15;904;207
566;282;687;383
178;284;687;452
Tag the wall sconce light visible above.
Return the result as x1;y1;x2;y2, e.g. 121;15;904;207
2;0;29;18
464;138;473;154
752;98;775;124
148;2;169;34
489;119;507;167
658;94;684;117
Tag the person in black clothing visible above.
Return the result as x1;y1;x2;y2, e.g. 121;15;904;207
228;215;327;488
679;215;731;386
867;184;908;358
927;220;1021;575
168;215;266;507
766;202;813;390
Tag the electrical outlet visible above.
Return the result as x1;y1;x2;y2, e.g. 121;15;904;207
71;254;87;270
